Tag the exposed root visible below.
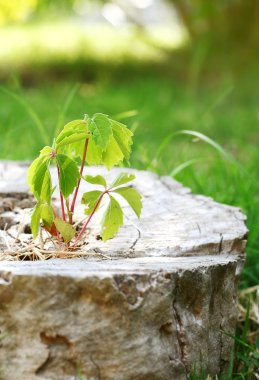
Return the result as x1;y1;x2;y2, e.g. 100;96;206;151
0;234;111;261
0;247;112;261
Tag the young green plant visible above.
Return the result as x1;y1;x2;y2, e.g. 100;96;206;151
27;113;142;246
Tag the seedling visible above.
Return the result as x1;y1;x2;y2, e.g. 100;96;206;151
28;113;142;247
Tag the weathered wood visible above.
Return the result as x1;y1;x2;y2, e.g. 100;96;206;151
0;161;247;380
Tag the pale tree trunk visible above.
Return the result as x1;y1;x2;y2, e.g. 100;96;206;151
0;162;247;380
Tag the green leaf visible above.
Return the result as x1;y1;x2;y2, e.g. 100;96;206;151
41;204;54;228
100;120;133;170
54;218;76;243
55;116;133;171
40;168;52;204
89;113;112;150
56;154;80;198
110;119;133;160
83;174;107;188
101;195;123;241
101;135;124;170
113;187;142;218
63;131;103;165
55;119;88;149
81;190;102;215
110;173;135;188
85;134;103;165
27;156;52;203
68;138;84;158
31;203;42;238
30;203;54;238
39;146;53;156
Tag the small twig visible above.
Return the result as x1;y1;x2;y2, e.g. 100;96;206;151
46;236;59;250
37;248;111;259
1;244;37;255
73;217;88;228
39;227;44;249
239;285;259;296
16;210;26;241
1;231;12;251
5;228;21;243
33;247;47;261
19;241;37;249
0;227;111;261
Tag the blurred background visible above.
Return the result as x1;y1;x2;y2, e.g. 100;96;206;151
0;1;259;373
0;0;258;289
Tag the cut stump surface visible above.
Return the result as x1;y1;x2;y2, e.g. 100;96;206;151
0;161;248;380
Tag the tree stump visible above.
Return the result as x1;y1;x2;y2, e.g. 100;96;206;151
0;161;248;380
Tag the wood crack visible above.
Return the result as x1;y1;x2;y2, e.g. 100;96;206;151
172;277;188;377
219;311;225;373
90;354;102;380
129;226;141;253
218;233;223;254
36;332;76;377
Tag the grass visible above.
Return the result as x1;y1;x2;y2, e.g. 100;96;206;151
190;293;259;379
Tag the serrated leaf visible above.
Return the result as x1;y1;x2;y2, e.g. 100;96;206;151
100;120;133;170
89;113;112;150
83;174;106;188
31;203;42;238
85;134;103;165
39;146;53;156
101;135;124;170
62;133;103;167
110;119;133;160
67;138;84;158
56;154;80;198
54;218;76;243
63;119;87;131
110;173;135;188
55;119;88;149
101;195;123;241
81;190;102;215
27;156;52;203
113;187;142;218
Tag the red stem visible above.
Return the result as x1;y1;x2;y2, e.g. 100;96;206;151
72;191;107;247
57;164;66;222
51;205;61;241
70;138;89;221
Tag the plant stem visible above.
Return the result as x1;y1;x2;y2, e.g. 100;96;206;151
51;204;61;241
70;138;89;223
65;198;73;225
72;191;107;247
57;164;66;222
